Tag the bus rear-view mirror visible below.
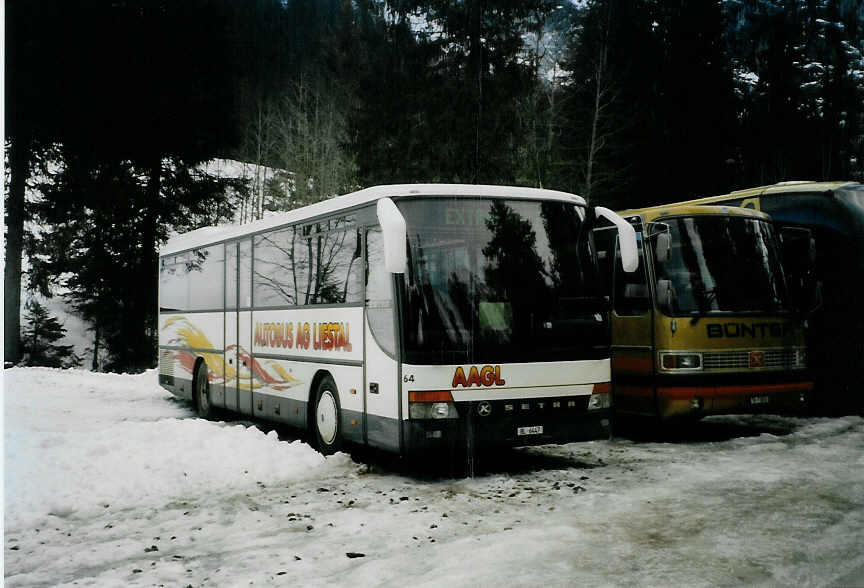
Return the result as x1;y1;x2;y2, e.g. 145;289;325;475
595;206;638;273
376;197;408;274
655;232;672;264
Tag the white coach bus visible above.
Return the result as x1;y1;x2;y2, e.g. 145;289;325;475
158;184;637;455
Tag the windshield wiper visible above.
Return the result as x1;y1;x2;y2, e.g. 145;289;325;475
690;285;718;325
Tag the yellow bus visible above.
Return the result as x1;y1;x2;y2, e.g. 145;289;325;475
676;181;864;414
594;203;813;423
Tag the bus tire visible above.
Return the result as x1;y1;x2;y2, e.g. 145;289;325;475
312;375;343;455
194;361;213;419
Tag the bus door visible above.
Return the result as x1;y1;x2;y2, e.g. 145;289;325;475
237;239;253;414
609;229;655;416
363;228;402;452
225;238;254;415
225;241;239;412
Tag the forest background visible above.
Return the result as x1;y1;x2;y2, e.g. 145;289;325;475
5;0;864;372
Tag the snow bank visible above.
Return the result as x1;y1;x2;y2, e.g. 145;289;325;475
5;368;864;587
4;368;354;531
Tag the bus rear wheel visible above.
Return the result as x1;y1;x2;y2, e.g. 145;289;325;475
312;376;342;455
194;361;213;419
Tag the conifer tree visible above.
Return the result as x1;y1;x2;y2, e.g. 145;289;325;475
5;0;67;365
724;0;863;185
560;0;661;208
388;0;558;184
20;300;81;369
19;0;260;372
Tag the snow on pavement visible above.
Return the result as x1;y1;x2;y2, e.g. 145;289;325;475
4;367;864;587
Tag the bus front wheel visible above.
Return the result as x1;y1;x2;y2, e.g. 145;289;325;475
194;361;213;419
312;376;343;455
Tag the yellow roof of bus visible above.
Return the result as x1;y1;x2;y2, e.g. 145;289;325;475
617;203;770;224
673;181;859;207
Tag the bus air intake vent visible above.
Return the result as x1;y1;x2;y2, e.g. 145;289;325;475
159;350;175;386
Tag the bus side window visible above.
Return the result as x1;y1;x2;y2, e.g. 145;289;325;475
254;226;310;307
346;229;363;303
188;245;224;311
225;243;237;310
366;228;396;356
239;239;252;309
159;253;189;312
314;228;363;304
614;236;650;315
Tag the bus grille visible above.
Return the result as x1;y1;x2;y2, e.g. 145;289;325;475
702;348;806;370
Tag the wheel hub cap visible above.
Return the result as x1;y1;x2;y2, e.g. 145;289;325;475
317;391;338;445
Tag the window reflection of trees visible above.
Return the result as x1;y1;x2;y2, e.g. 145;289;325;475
657;218;786;314
185;248;209;273
188;246;223;310
159;254;187;311
159;245;225;312
253;218;361;308
403;199;602;364
313;228;362;304
482;202;550;344
254;226;307;307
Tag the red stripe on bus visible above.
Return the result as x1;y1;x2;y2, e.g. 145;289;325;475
657;381;813;399
614;384;654;397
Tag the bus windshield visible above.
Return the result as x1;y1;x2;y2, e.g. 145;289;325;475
653;216;789;316
398;198;606;365
836;186;864;267
836;185;864;213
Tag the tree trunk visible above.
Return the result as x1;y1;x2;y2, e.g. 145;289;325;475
91;325;100;372
584;6;611;204
4;137;32;365
136;156;162;370
469;0;483;183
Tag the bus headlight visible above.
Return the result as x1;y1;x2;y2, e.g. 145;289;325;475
409;402;459;419
659;352;703;371
408;391;459;420
589;393;610;410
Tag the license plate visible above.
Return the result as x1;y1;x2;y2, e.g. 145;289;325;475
750;396;770;405
517;425;543;436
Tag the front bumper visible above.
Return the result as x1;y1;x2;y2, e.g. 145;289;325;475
403;395;610;453
655;372;812;419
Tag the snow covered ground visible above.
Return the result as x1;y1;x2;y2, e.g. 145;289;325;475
4;368;864;587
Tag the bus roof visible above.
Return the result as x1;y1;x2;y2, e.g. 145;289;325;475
161;183;586;256
670;181;860;207
617;203;770;223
